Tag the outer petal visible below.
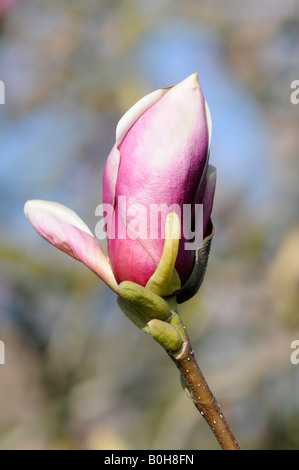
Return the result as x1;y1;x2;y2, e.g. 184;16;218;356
109;74;209;285
116;87;170;147
24;200;118;292
189;163;216;247
191;100;212;207
116;73;209;210
204;100;212;149
108;202;194;287
106;205;157;286
103;87;170;209
102;144;120;208
202;165;217;236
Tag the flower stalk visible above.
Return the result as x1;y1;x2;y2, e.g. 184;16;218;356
168;305;240;450
119;289;240;450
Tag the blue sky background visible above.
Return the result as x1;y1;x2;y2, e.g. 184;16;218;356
0;0;298;451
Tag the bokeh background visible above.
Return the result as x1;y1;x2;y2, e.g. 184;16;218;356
0;0;299;450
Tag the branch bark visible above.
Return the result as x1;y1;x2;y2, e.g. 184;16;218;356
169;318;241;450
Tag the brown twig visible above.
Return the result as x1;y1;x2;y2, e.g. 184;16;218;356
169;318;241;450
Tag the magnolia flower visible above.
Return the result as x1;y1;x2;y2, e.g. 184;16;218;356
23;76;243;451
103;73;215;288
25;73;216;301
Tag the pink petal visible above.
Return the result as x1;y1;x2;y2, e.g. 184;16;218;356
106;206;157;286
116;73;209;210
103;87;170;209
102;73;213;288
24;200;118;292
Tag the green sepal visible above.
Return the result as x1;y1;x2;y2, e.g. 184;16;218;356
147;268;181;299
146;212;181;297
118;281;171;321
147;319;183;352
168;311;187;341
117;296;150;333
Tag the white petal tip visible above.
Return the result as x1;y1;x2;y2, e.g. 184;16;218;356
204;100;212;147
24;199;94;237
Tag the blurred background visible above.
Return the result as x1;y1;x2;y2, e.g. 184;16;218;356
0;0;299;450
